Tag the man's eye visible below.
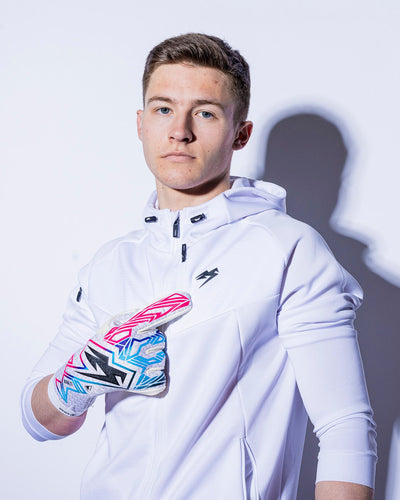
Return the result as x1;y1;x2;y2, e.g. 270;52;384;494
198;111;214;119
157;107;171;115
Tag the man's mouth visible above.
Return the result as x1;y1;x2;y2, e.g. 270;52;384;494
161;152;196;161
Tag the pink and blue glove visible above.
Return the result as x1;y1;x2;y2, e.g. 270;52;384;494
48;292;192;417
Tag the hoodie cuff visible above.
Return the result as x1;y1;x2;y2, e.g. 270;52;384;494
21;378;64;442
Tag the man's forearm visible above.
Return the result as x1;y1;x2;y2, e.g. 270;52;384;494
315;481;373;500
31;374;87;436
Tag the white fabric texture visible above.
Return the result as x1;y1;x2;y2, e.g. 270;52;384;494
21;177;377;499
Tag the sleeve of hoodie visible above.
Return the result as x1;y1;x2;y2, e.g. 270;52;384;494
20;263;98;442
276;220;377;488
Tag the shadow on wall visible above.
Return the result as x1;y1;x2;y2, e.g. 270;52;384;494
262;111;400;500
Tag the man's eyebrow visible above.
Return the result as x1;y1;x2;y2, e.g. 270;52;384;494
146;96;175;105
146;96;225;110
192;99;225;110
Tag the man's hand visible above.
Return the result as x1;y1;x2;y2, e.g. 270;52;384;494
47;292;192;417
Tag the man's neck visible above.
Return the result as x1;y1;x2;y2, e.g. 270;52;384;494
156;177;232;211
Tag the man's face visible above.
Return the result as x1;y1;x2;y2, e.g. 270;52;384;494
137;63;252;207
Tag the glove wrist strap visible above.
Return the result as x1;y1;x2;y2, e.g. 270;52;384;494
47;372;95;417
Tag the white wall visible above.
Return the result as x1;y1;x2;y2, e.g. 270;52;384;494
1;1;399;498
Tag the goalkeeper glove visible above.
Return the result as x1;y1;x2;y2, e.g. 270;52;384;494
47;292;192;416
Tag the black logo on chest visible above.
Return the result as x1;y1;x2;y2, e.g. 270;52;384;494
196;267;219;288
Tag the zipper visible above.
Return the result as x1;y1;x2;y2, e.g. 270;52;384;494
143;214;185;498
172;215;187;263
142;210;206;497
144;211;207;263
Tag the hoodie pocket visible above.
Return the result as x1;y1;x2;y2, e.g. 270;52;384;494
240;438;261;500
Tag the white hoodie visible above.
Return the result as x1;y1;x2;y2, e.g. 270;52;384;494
22;177;377;499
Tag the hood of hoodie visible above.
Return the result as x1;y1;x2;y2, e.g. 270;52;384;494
142;177;287;246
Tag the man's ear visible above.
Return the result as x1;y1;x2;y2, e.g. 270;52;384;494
136;110;143;141
232;121;253;151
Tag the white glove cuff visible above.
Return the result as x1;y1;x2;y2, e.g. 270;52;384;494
47;372;95;417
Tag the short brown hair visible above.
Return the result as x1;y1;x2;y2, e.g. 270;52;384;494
142;33;251;123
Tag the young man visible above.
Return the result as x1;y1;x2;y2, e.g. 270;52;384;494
22;34;377;499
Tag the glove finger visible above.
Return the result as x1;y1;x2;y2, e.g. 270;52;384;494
104;292;191;345
131;327;166;349
134;292;192;331
125;331;165;367
145;341;166;355
145;359;165;375
131;369;166;396
96;309;139;339
141;345;166;365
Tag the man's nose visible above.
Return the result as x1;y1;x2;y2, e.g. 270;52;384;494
168;115;194;143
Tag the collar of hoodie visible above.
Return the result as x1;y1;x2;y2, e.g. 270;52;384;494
141;176;287;247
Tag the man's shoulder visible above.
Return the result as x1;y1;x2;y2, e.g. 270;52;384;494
245;208;333;266
89;228;145;264
250;208;322;243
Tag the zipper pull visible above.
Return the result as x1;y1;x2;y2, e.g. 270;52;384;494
173;215;186;262
181;244;187;262
173;215;180;238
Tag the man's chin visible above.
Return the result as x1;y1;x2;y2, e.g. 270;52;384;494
165;176;230;196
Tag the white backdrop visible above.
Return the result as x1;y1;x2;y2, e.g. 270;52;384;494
1;1;399;498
